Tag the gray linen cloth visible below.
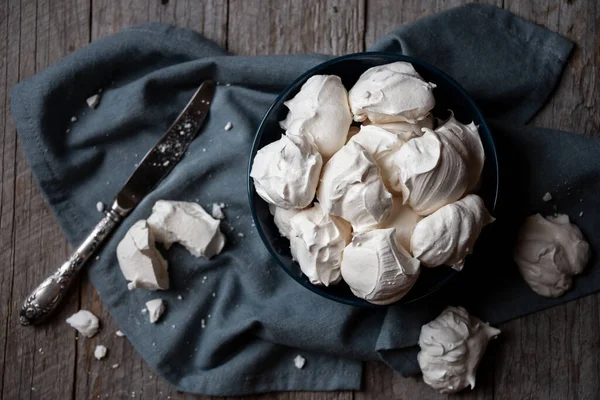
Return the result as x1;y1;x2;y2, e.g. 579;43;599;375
11;3;599;395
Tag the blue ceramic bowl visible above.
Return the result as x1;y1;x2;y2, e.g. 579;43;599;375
248;52;499;307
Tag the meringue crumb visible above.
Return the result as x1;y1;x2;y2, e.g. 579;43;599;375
225;83;231;87
211;203;225;220
579;211;584;217
111;363;119;369
237;232;244;237
542;192;552;202
294;355;306;369
224;122;233;131
141;308;147;314
177;295;183;300
115;330;125;337
71;116;77;122
201;319;206;329
95;256;100;261
86;94;101;109
212;292;216;297
96;201;105;212
94;345;107;360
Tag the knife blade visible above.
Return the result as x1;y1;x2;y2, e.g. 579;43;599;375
117;79;216;210
20;80;216;325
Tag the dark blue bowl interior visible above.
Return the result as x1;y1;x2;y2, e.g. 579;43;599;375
248;52;499;308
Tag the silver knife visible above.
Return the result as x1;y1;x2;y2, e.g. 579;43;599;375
20;80;216;325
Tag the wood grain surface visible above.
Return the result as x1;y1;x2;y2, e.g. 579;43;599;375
0;1;598;399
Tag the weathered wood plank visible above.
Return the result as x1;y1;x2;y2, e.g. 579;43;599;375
1;0;90;399
228;0;365;56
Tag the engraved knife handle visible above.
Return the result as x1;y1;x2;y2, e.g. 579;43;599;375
19;202;129;326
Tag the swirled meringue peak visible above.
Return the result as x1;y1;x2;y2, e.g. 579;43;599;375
289;203;352;286
348;62;436;124
341;228;420;304
280;75;353;159
418;306;501;394
251;133;322;210
513;213;590;297
348;125;408;194
317;141;393;232
410;194;494;270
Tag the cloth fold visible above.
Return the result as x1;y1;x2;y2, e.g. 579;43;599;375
11;3;597;396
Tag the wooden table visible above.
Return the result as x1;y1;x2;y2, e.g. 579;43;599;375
1;1;598;399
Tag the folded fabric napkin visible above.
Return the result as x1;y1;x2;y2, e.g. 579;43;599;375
11;3;599;396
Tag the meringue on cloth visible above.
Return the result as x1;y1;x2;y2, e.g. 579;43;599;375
288;203;352;286
513;213;590;298
418;306;501;394
348;61;436;124
251;133;322;209
280;75;353;159
410;194;494;270
393;116;485;215
377;196;422;251
341;228;420;305
317;141;393;232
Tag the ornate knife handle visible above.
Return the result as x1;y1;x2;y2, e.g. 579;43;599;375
19;202;129;326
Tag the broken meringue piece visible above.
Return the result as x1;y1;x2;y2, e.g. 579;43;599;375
66;310;100;338
410;194;494;270
94;345;107;360
348;62;436;124
147;200;225;259
268;204;302;239
418;306;500;394
117;220;169;290
251;134;322;209
318;141;393;232
341;228;420;304
280;75;353;159
211;203;225;220
378;196;422;251
146;299;165;323
513;213;590;297
289;203;352;286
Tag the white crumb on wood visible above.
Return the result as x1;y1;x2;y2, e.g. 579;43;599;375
86;94;101;109
94;345;107;360
211;203;225;220
111;363;119;369
96;201;105;212
224;121;233;131
115;330;125;337
294;355;306;369
542;192;552;202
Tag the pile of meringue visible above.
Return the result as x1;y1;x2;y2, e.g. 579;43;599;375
251;62;494;304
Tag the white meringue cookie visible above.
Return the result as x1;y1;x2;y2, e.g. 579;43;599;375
378;197;422;251
288;203;352;286
393;117;483;215
348;62;436;124
251;133;323;209
367;112;435;139
513;213;590;298
418;306;501;394
410;194;494;270
147;200;225;259
341;228;420;305
280;75;353;159
268;204;302;239
348;125;407;195
317;141;393;232
435;115;485;192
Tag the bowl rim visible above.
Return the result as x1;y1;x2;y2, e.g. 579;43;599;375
247;51;499;308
